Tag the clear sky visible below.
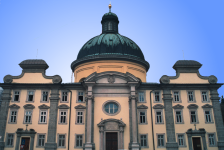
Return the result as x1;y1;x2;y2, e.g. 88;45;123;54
0;0;223;96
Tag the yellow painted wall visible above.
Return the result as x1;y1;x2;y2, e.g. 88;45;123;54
170;73;209;84
93;97;130;150
12;73;52;83
74;60;147;82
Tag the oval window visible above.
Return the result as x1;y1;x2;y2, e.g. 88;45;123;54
105;103;118;114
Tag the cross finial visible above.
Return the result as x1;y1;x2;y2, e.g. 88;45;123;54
109;2;112;12
194;124;197;130
26;124;28;131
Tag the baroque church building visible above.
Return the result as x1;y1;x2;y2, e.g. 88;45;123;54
0;5;224;150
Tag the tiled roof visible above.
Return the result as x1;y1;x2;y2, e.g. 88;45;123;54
173;60;202;68
19;59;47;65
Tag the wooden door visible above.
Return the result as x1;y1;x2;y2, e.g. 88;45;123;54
106;132;118;150
192;137;202;150
21;138;30;150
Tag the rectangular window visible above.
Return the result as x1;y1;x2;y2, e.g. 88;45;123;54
140;112;146;124
62;92;68;102
10;111;17;123
140;135;147;147
157;134;164;147
42;91;48;102
78;92;84;102
156;111;162;123
190;111;197;123
38;134;45;147
208;134;215;146
188;91;194;102
174;92;180;102
24;111;32;123
60;111;67;123
76;135;83;147
28;91;34;101
155;92;160;102
39;110;47;123
202;92;208;102
139;92;145;102
177;134;184;146
6;134;14;146
58;135;65;147
205;111;212;122
176;111;182;123
77;112;83;124
14;91;20;101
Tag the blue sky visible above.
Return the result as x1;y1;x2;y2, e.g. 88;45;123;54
0;0;223;96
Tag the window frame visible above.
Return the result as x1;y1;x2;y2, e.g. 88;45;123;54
154;109;164;124
23;109;33;124
76;91;85;103
174;109;184;124
153;91;162;103
36;133;46;147
189;109;199;124
102;100;121;116
57;134;66;148
38;109;48;124
138;109;148;125
58;110;68;124
176;133;186;147
61;90;69;103
172;91;181;103
187;90;196;103
156;133;165;148
76;110;84;125
203;109;214;124
8;109;18;124
26;90;35;102
138;91;146;103
40;90;49;103
75;134;84;148
139;133;149;148
207;132;217;147
201;91;210;102
5;133;15;147
12;90;21;102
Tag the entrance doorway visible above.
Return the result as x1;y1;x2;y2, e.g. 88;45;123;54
106;132;118;150
192;137;202;150
21;137;30;150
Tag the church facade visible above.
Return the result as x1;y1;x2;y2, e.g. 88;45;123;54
0;7;224;150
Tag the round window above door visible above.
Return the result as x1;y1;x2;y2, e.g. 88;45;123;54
102;100;121;116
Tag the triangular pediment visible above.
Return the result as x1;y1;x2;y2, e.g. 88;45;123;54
58;104;69;109
75;104;86;109
153;104;164;109
137;104;148;109
38;104;50;109
23;104;35;109
9;104;20;109
173;104;184;109
202;104;213;108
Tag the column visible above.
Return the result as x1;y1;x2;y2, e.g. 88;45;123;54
84;85;94;150
45;89;60;150
129;85;140;150
163;89;178;150
0;88;11;150
210;89;224;150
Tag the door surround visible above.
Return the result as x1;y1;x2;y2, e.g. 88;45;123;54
15;128;36;150
98;119;126;150
186;128;207;150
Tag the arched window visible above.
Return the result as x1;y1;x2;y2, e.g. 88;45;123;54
108;22;113;30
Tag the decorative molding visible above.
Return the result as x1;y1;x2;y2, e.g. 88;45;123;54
153;104;164;109
97;118;126;127
38;104;50;109
137;104;148;109
9;104;20;109
187;104;198;109
23;104;35;109
58;104;69;109
208;75;218;84
202;104;213;108
173;104;184;109
108;75;115;84
74;105;86;109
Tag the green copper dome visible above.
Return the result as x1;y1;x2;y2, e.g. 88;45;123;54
71;11;149;72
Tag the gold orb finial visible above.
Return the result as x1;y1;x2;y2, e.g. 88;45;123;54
109;2;112;12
